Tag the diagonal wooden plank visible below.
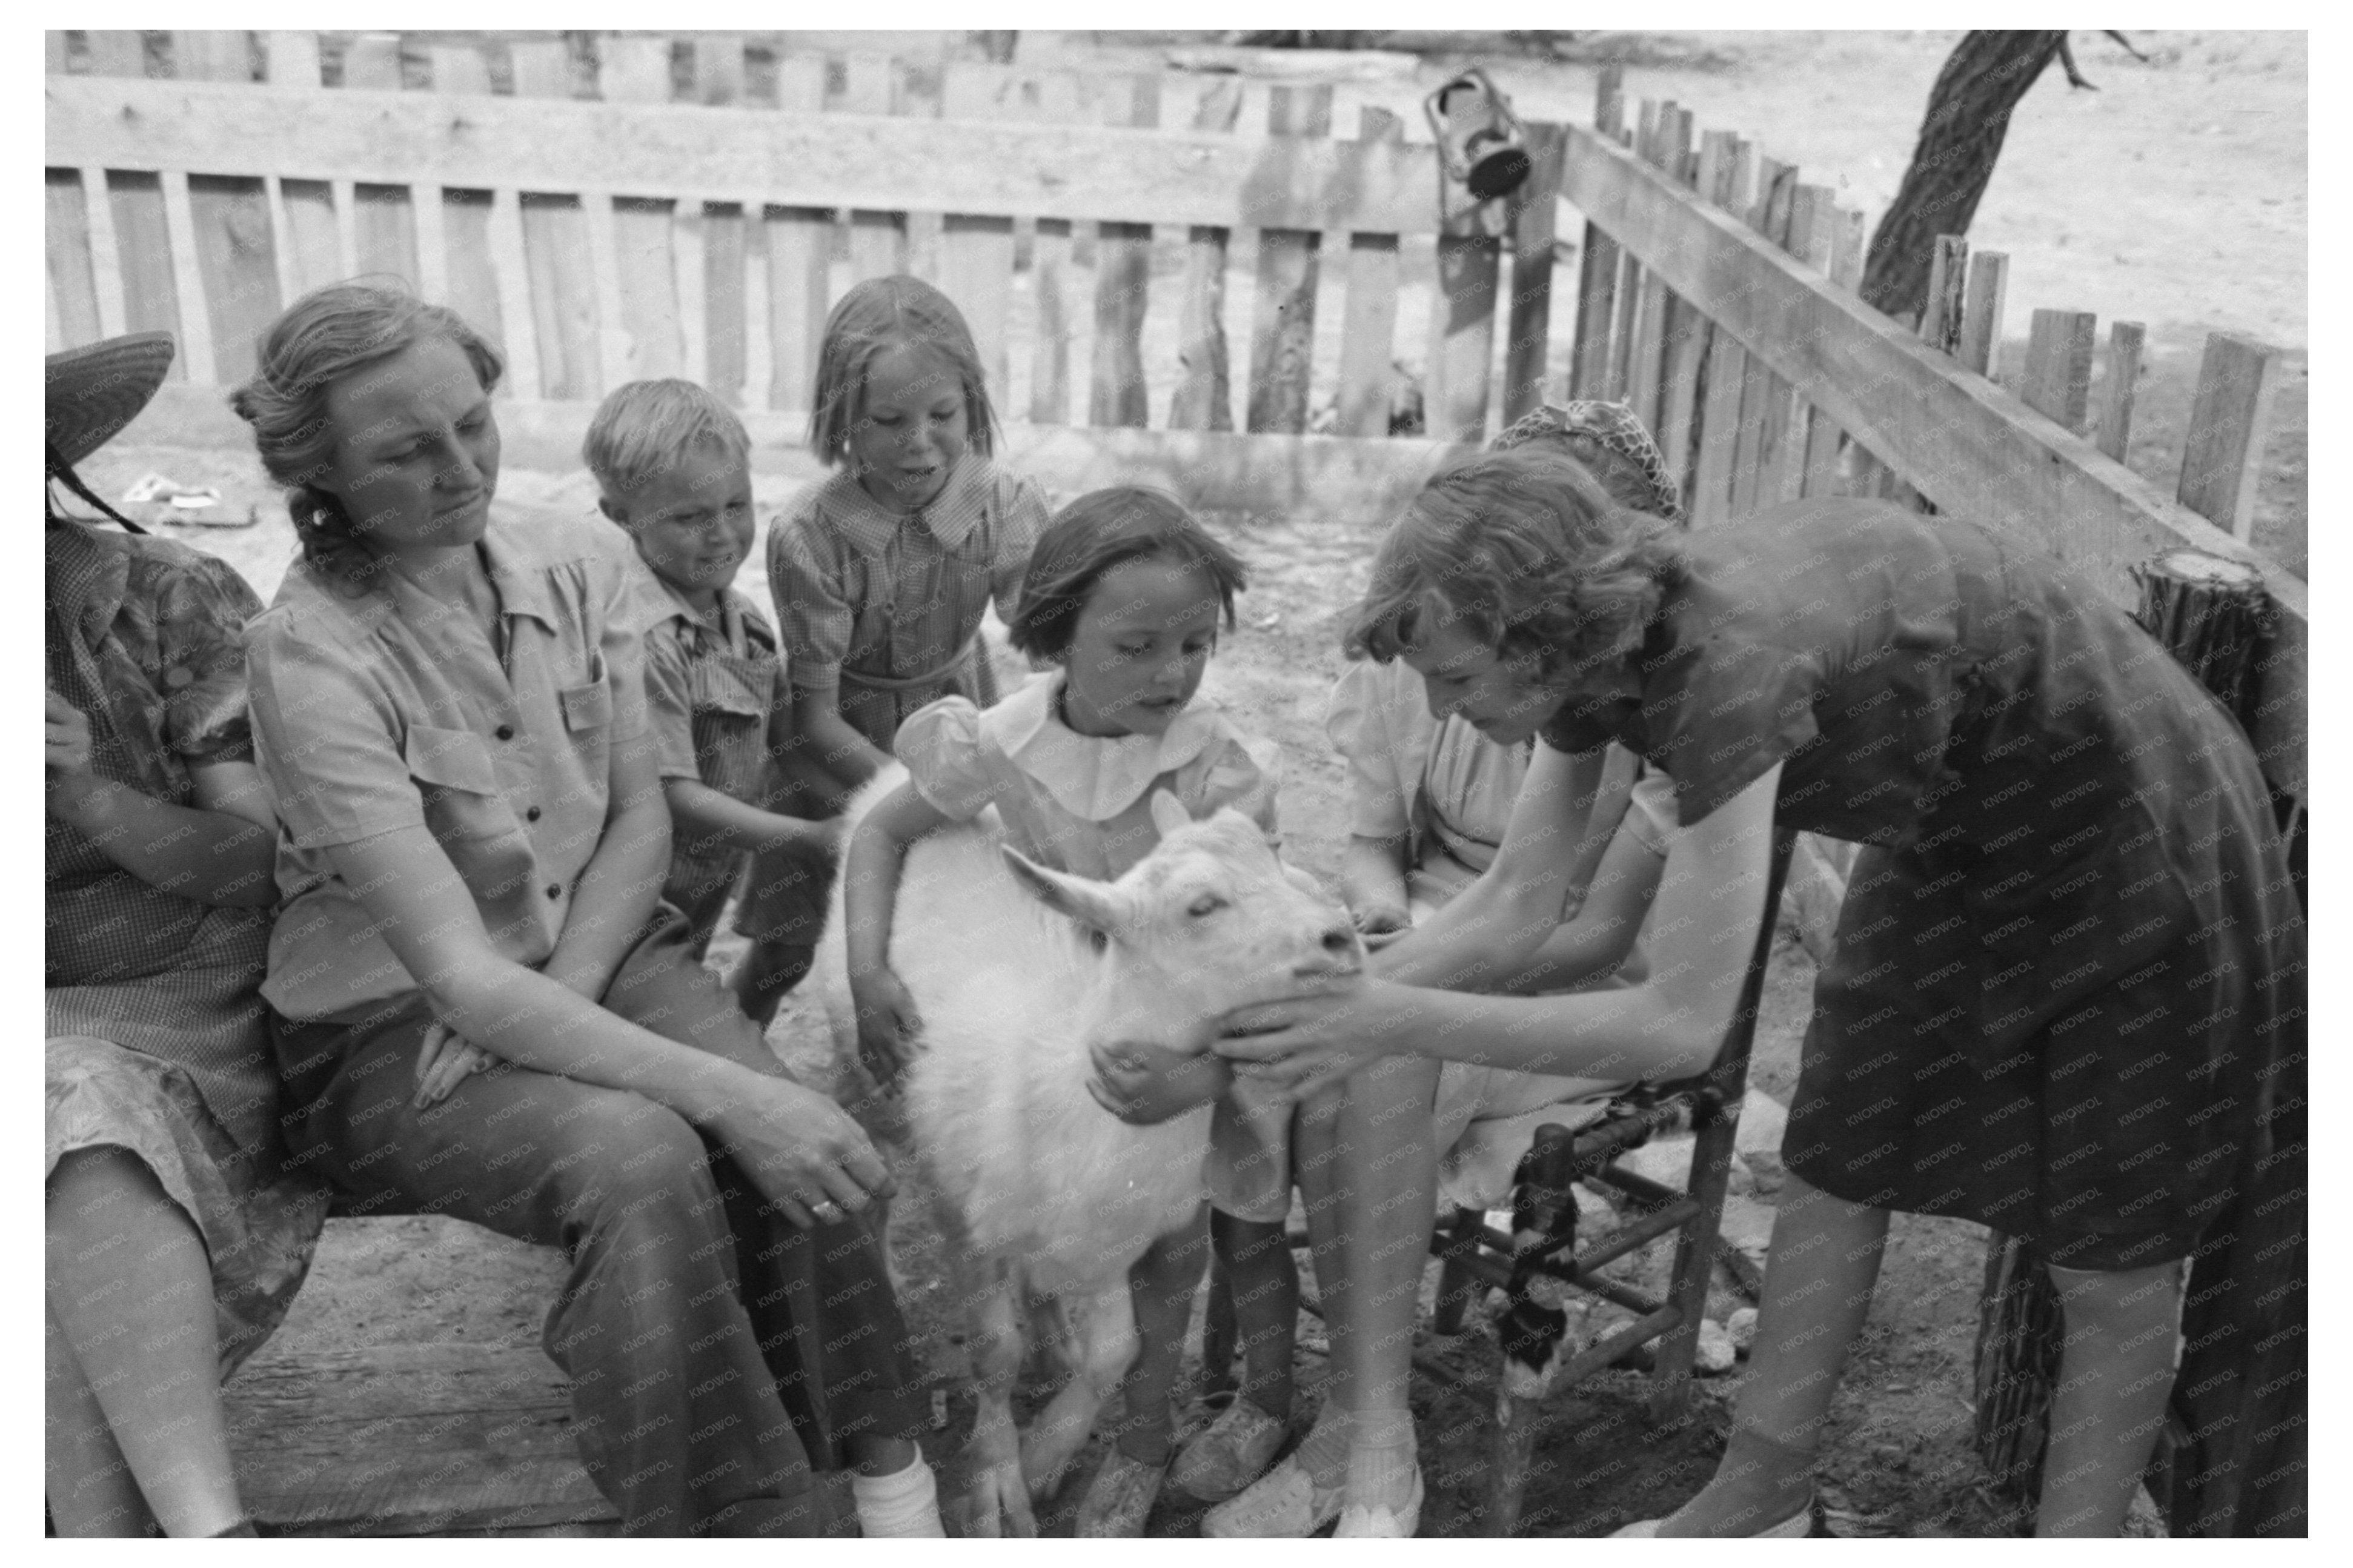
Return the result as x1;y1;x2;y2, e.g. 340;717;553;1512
1553;123;2305;797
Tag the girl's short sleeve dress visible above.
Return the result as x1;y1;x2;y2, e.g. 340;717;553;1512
768;456;1047;749
1541;499;2303;1269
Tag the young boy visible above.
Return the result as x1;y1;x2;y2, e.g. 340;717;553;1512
586;380;849;1027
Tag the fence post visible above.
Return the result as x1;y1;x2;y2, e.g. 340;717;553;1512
1725;156;1794;517
2020;308;2098;434
2176;333;2282;542
762;55;831;416
1091;75;1159;430
1567;64;1625;401
938;62;1020;406
1170;78;1246;434
1501;116;1566;427
1247;85;1330;436
171;29;250;82
1797;207;1868;500
84;30;147;78
693;33;746;107
1686;136;1751;528
2095;322;2146;463
1652;130;1714;500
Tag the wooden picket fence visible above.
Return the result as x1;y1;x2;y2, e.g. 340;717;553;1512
44;31;2302;801
45;27;1567;521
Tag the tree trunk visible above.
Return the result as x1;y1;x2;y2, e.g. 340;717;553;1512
1862;32;2066;324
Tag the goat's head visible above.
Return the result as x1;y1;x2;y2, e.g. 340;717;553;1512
1001;790;1361;1057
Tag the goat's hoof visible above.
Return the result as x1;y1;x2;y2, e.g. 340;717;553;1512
961;1460;1037;1538
1019;1438;1083;1503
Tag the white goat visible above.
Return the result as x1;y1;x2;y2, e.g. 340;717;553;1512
798;769;1359;1537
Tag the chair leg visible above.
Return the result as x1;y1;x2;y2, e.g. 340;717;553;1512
1484;1387;1544;1536
1200;1247;1238;1403
1648;1103;1739;1423
1432;1208;1486;1335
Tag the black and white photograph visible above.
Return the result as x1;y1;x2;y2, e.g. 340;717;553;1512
39;19;2311;1540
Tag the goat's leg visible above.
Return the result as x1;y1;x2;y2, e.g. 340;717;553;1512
1019;1281;1141;1501
955;1257;1038;1539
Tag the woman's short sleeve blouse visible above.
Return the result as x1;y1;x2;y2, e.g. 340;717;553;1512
248;506;652;1022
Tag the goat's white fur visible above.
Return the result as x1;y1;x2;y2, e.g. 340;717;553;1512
795;766;1353;1536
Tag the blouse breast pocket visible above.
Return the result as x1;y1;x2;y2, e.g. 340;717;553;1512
404;724;522;843
560;679;612;733
687;651;777;802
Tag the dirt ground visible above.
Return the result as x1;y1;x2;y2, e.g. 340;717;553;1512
77;28;2300;1538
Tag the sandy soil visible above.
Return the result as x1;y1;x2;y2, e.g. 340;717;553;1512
80;28;2298;1538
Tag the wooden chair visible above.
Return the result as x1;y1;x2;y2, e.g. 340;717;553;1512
1423;826;1796;1534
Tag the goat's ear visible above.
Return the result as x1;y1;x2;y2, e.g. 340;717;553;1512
1002;845;1130;937
1281;863;1327;900
1148;789;1193;840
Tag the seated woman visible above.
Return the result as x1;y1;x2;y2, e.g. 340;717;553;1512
1331;404;1698;1204
233;282;941;1538
1196;689;1778;1538
45;332;328;1537
1329;654;1671;1194
1216;445;2302;1538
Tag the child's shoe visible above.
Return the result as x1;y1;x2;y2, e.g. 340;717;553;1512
1612;1494;1820;1538
1170;1399;1288;1502
1200;1456;1344;1538
1333;1464;1424;1538
1075;1448;1167;1537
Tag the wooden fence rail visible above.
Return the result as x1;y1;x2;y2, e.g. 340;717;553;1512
47;29;1570;520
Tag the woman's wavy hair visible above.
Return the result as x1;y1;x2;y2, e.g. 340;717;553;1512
1008;487;1247;661
1344;444;1685;681
808;275;997;470
230;278;503;588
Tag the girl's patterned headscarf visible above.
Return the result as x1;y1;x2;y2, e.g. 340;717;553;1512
1492;400;1684;525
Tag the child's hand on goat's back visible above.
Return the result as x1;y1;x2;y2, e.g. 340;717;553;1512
1087;1037;1231;1125
851;964;924;1088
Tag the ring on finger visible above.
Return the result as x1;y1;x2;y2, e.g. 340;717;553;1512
810;1198;845;1222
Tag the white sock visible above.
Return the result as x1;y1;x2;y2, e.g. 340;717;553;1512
1291;1404;1352;1490
852;1452;944;1538
1344;1407;1418;1510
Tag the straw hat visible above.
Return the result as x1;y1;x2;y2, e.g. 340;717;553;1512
46;332;176;468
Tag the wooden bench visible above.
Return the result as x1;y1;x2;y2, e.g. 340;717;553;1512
228;1340;616;1537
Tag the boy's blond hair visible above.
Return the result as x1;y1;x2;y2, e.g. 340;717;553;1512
583;379;751;517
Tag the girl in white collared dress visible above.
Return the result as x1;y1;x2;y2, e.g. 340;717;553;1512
841;488;1287;1536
